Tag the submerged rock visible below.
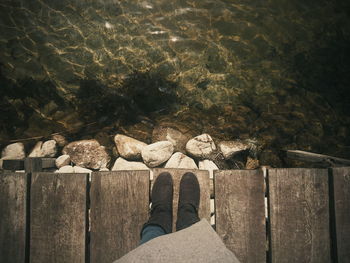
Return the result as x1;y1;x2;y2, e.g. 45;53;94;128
245;157;260;169
152;126;192;153
62;139;110;169
52;134;68;147
164;152;198;169
141;141;174;167
29;140;57;157
55;155;71;168
114;134;147;160
186;134;216;159
112;157;149;171
0;142;26;169
218;140;249;159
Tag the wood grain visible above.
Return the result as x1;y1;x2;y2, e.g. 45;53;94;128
30;173;87;263
90;171;150;262
215;170;266;263
268;168;330;263
331;167;350;262
24;158;42;173
153;168;210;231
0;171;28;263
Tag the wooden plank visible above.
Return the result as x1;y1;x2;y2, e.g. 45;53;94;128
268;168;330;263
30;173;87;263
90;171;150;262
215;170;266;263
24;158;42;173
153;168;210;232
286;150;350;166
41;158;56;169
2;159;24;170
331;167;350;262
0;171;28;263
2;158;55;171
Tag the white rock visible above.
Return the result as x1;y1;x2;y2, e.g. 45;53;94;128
41;140;57;157
1;142;26;159
218;140;249;159
141;141;174;167
114;134;147;160
99;167;109;171
29;140;57;157
112;157;150;171
0;142;26;169
186;134;216;159
165;152;198;169
74;166;92;174
210;199;215;214
199;160;219;179
56;165;74;173
29;141;43;157
211;215;215;225
55;155;71;168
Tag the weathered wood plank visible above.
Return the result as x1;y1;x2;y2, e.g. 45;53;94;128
268;168;330;263
2;159;24;170
24;158;42;173
30;173;87;263
286;150;350;166
3;158;56;171
331;167;350;262
90;171;150;262
215;170;266;263
0;171;28;263
153;168;210;232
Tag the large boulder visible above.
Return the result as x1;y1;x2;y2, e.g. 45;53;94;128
186;134;216;159
141;141;174;167
198;160;219;179
112;157;150;171
114;134;147;160
152;126;192;153
0;142;26;168
218;140;249;159
29;140;57;157
164;152;198;169
62;139;110;169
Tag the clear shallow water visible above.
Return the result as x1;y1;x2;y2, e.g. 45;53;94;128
1;0;349;165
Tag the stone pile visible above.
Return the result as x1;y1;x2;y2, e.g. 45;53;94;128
0;127;260;175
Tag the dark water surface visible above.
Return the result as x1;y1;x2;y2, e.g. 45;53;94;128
1;0;349;166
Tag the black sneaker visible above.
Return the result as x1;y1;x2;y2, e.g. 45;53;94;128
176;172;200;231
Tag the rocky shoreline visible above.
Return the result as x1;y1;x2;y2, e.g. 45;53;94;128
0;126;260;175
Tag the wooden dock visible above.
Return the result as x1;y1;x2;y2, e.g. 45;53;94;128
0;166;349;263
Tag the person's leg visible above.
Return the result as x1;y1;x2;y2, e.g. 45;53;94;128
176;172;200;231
139;225;166;245
139;172;173;245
